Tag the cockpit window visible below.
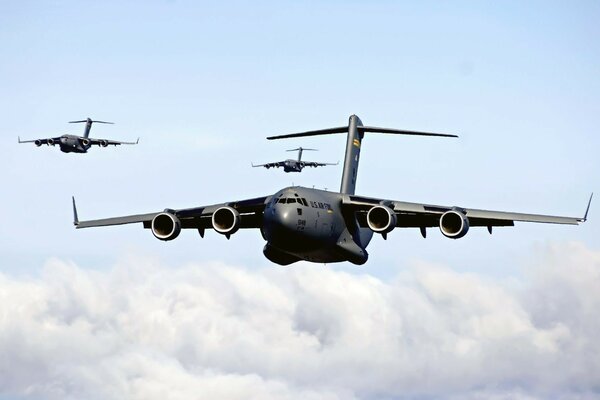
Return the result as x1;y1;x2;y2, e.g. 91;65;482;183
275;197;310;206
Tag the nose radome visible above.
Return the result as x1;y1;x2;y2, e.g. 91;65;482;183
274;206;296;231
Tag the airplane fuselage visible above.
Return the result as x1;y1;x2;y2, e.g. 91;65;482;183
282;159;302;172
52;135;91;153
261;186;373;265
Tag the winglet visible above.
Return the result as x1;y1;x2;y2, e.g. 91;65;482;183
582;193;593;222
18;136;21;143
72;196;79;226
136;137;140;144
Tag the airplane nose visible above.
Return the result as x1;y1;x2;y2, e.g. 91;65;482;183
274;206;295;230
266;205;297;239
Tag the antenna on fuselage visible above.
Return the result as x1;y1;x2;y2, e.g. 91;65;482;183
69;118;114;138
267;115;458;195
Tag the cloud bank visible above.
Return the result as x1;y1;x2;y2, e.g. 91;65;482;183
0;242;599;399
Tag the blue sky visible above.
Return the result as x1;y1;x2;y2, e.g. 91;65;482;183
0;3;599;397
1;0;597;275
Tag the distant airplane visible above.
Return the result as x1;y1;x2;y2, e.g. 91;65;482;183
252;147;338;172
18;118;139;153
72;115;592;266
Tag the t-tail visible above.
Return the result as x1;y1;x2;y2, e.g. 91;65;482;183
287;147;317;162
69;118;114;138
267;114;458;195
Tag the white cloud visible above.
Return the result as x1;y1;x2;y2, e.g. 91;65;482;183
0;242;599;399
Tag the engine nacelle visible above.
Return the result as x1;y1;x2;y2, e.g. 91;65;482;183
366;205;397;234
99;139;109;147
34;139;42;147
212;206;241;235
47;138;55;146
81;138;91;146
151;212;181;241
439;210;469;239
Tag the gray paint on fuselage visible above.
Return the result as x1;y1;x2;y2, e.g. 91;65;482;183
56;135;92;153
282;159;302;172
262;186;373;264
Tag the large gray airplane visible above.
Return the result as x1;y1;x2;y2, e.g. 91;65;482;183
252;147;338;172
72;115;592;265
18;118;139;153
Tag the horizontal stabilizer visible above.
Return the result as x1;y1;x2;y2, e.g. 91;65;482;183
267;125;457;140
359;126;458;138
287;147;317;152
267;126;347;140
69;119;114;124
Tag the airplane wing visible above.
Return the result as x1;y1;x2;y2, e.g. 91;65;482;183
72;195;271;232
88;137;139;146
18;136;61;145
252;161;284;169
342;193;592;231
301;161;339;168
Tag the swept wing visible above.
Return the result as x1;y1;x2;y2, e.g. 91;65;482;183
73;196;270;231
343;194;592;230
300;161;339;168
88;137;139;146
252;161;285;169
18;136;62;145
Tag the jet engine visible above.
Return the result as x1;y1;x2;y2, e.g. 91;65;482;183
47;138;55;146
439;210;469;239
34;139;42;147
366;205;397;234
81;138;90;146
151;212;181;241
99;139;109;147
212;206;241;235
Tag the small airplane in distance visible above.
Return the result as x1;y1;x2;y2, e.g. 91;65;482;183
72;115;592;266
18;118;139;153
252;147;338;172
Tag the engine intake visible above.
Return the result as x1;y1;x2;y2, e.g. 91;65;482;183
366;205;397;234
151;212;181;241
439;210;469;239
212;206;241;235
81;138;90;146
99;139;109;147
35;139;42;147
47;138;55;146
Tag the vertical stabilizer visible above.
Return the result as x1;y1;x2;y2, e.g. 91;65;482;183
340;115;363;194
83;118;93;138
267;115;456;195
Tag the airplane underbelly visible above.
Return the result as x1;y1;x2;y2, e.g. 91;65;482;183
265;209;346;263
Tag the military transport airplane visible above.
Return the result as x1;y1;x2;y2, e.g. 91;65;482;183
252;147;338;172
18;118;139;153
72;115;592;265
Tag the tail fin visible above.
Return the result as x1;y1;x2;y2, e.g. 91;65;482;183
69;118;114;138
267;115;457;195
287;147;317;162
